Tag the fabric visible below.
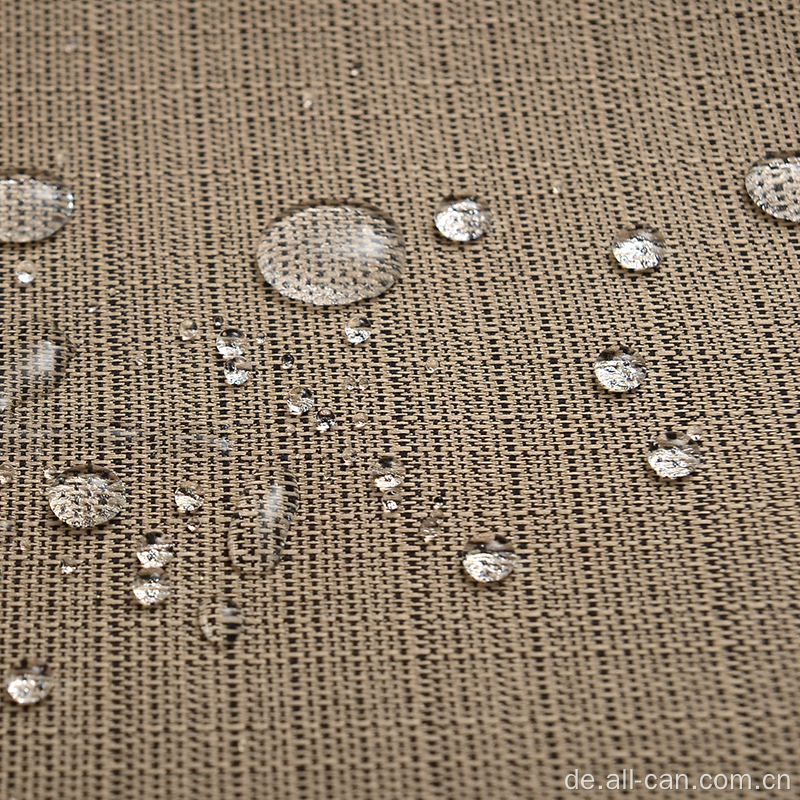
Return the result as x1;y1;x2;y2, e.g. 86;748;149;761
2;1;800;798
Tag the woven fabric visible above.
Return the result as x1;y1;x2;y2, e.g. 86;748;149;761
2;1;800;798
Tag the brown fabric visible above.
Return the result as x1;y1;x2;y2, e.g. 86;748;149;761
2;1;800;798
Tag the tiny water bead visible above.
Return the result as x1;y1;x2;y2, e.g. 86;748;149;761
315;408;336;432
344;315;371;345
611;228;666;271
594;346;646;392
6;665;53;705
256;203;405;306
434;197;489;242
59;557;79;574
178;319;200;341
136;539;174;570
0;462;15;485
419;510;445;541
224;357;251;386
425;357;439;374
372;455;405;491
647;430;701;479
462;538;519;584
286;387;314;415
216;328;243;358
47;464;127;528
381;490;401;513
745;154;800;222
15;261;37;284
0;172;74;242
132;572;172;606
228;470;299;573
175;484;203;513
353;411;368;428
198;598;245;645
213;315;224;330
280;353;295;370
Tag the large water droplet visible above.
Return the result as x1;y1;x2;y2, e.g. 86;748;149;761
286;387;314;415
216;328;243;358
15;260;37;285
224;356;251;386
175;484;203;513
0;329;75;412
611;228;666;271
372;455;405;491
462;538;518;583
594;346;646;392
6;665;53;704
228;470;299;573
434;197;489;241
344;315;372;345
198;597;245;644
47;464;127;528
132;572;172;606
0;173;74;242
745;154;800;222
257;204;405;306
647;430;701;479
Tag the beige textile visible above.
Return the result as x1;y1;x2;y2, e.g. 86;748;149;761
1;1;800;798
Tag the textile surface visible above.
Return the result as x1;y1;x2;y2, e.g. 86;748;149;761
1;1;799;798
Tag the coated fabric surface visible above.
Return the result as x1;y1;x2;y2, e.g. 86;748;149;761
1;1;799;798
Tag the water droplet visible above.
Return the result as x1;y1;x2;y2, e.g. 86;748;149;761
18;536;31;552
136;539;174;570
301;91;315;108
420;513;444;542
349;62;362;77
353;411;368;428
345;374;368;391
228;470;299;572
0;330;75;412
59;557;78;574
611;228;666;271
255;334;266;344
6;665;53;705
63;40;78;53
372;455;405;491
341;447;358;465
0;172;74;242
315;408;336;432
280;353;295;369
175;484;203;513
198;597;245;644
132;572;172;606
381;490;401;513
425;357;439;374
131;350;146;367
551;184;562;196
257;203;405;306
594;346;646;392
14;261;37;284
224;356;251;386
0;462;14;486
47;463;127;528
745;154;800;222
178;319;200;341
462;550;519;583
434;197;489;242
344;315;372;345
286;387;314;415
213;315;224;330
216;328;243;358
647;430;701;479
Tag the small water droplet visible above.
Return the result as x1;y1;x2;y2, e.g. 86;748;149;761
594;346;646;392
425;357;439;374
381;490;401;513
18;536;31;552
745;154;800;222
280;353;295;370
63;40;78;53
228;471;299;572
344;373;369;391
0;173;75;242
213;315;224;330
611;228;666;271
178;319;200;341
47;464;127;528
224;356;251;386
14;261;37;285
434;197;489;242
175;484;203;513
462;539;518;583
341;447;357;465
198;597;245;645
420;513;444;541
216;328;243;358
344;315;372;345
131;350;146;367
286;387;314;415
551;184;562;196
372;455;405;491
353;411;368;428
136;539;174;570
255;334;266;344
302;91;315;108
315;408;336;432
6;665;53;705
257;204;406;306
0;462;14;486
647;430;701;479
349;62;362;77
132;572;172;606
59;557;79;574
